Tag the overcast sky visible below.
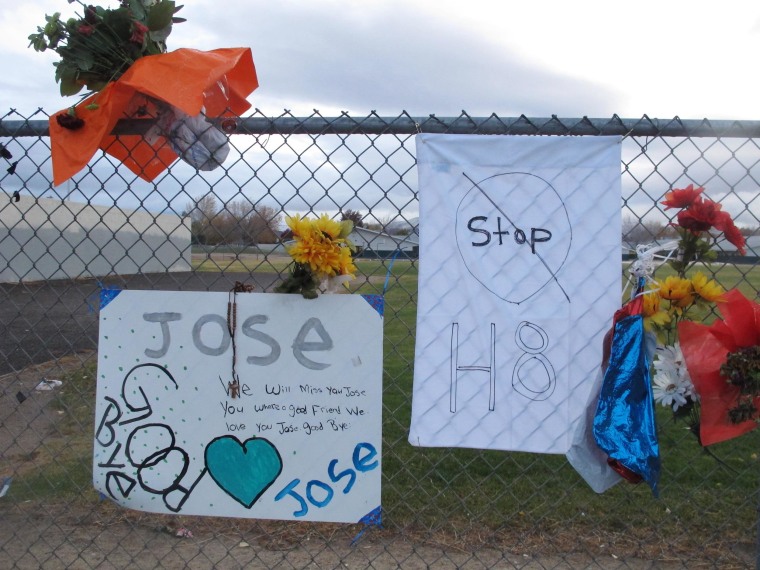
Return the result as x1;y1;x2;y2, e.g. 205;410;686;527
1;1;760;224
4;0;760;120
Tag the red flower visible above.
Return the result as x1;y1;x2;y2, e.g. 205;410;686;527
679;289;760;445
714;211;747;254
676;198;723;233
84;5;98;24
56;112;84;130
661;184;704;209
78;24;95;37
130;21;149;45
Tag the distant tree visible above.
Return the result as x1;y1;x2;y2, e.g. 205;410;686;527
364;213;394;233
241;204;283;244
184;195;282;245
216;200;283;245
622;216;674;245
341;209;365;228
184;195;220;245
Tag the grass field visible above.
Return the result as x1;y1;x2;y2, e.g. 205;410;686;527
6;257;760;561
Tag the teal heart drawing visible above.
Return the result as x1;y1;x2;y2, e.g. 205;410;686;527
204;435;283;508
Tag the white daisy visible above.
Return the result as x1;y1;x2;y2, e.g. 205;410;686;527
654;343;698;401
652;370;689;411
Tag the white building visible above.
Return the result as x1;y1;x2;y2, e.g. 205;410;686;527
349;226;418;257
0;194;191;283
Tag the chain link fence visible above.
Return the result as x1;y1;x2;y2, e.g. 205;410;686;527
1;109;759;569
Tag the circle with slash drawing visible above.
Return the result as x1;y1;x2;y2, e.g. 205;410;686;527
455;172;572;304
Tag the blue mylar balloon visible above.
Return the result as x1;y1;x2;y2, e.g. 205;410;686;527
593;306;660;496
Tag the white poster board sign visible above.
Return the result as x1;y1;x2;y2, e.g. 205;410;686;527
94;291;383;523
409;134;621;454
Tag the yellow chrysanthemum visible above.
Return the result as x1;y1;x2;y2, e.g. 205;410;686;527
337;246;357;277
657;276;693;302
691;272;725;303
642;289;671;329
673;293;696;309
313;214;343;240
642;289;661;316
285;214;356;286
289;237;343;276
646;310;672;329
286;215;314;239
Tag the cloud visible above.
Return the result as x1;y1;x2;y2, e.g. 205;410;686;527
172;1;622;116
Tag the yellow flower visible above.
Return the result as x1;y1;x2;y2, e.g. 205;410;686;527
286;215;314;239
673;294;696;309
338;246;357;278
288;237;343;276
313;214;343;240
642;288;661;316
691;272;725;303
284;213;356;288
657;276;693;302
642;288;671;329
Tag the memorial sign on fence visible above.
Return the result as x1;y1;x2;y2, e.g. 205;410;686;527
94;290;383;523
409;134;622;454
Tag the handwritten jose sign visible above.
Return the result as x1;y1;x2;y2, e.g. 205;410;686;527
94;291;383;523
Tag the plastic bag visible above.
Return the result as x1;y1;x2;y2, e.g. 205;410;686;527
148;105;230;171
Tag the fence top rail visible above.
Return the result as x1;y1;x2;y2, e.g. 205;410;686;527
2;114;760;138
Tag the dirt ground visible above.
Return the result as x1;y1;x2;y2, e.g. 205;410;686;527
1;499;752;569
0;504;703;570
1;356;755;569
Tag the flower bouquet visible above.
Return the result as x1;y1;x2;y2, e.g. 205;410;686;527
569;184;753;494
645;185;750;440
29;0;184;97
275;215;357;299
30;0;259;184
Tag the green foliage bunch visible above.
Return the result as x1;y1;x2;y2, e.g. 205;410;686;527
29;0;185;96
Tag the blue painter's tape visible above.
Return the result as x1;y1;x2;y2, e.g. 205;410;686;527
361;294;384;317
99;287;122;310
0;477;12;498
351;505;382;545
359;505;382;525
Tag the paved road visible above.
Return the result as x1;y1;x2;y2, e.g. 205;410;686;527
0;272;279;376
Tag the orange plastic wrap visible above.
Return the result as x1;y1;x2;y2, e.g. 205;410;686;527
49;47;258;185
678;289;760;445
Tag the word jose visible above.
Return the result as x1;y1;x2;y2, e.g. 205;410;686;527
467;215;552;254
142;313;334;371
275;442;378;517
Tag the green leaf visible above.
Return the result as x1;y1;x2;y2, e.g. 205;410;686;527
144;40;164;55
28;33;48;52
147;1;176;31
148;26;172;43
55;61;71;83
72;49;95;71
339;220;354;239
102;8;133;40
78;72;108;92
60;74;84;96
128;0;148;22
